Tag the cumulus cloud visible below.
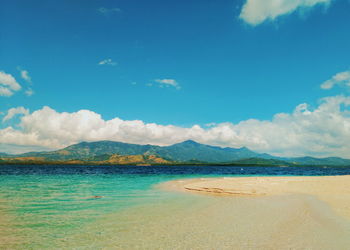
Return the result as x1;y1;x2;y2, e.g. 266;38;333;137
321;70;350;89
20;70;31;83
1;95;350;158
2;107;29;122
0;71;21;97
98;59;117;66
0;87;13;97
239;0;331;26
154;79;180;89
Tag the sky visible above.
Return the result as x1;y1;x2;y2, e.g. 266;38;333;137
1;0;350;157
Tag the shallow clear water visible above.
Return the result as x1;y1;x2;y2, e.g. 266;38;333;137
1;165;350;249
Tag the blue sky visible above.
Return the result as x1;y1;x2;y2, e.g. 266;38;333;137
1;0;350;157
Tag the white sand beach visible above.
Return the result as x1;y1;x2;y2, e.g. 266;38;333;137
162;175;350;220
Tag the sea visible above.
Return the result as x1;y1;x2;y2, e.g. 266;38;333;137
1;165;350;249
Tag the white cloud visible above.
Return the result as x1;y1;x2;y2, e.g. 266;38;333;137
98;59;117;66
98;7;121;15
205;122;217;127
2;107;29;122
0;71;22;97
155;79;180;89
25;88;34;96
321;70;350;89
239;0;331;26
2;95;350;158
0;143;51;155
20;70;31;83
0;87;13;97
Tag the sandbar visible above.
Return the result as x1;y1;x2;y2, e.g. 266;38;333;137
162;175;350;220
57;175;350;249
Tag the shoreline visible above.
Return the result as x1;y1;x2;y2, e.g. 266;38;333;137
160;175;350;220
2;162;350;167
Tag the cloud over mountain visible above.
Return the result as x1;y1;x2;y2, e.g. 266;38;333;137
1;95;350;158
2;107;29;122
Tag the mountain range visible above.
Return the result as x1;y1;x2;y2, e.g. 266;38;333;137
1;140;350;166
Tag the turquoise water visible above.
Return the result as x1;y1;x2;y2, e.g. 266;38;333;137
0;166;211;248
0;174;181;248
2;165;350;249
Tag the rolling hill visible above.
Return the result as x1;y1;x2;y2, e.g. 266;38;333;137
1;140;350;166
15;140;268;163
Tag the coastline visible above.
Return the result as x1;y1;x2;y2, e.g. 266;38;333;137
3;166;350;249
2;170;350;249
59;175;350;249
1;161;350;167
161;175;350;220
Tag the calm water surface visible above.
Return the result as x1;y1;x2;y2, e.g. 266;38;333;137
1;165;350;249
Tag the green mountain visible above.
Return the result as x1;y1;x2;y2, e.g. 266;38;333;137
15;140;267;163
150;140;264;162
286;156;350;166
1;140;350;166
228;157;290;166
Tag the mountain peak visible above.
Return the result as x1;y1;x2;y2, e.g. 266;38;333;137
238;146;251;151
5;139;349;166
178;140;201;145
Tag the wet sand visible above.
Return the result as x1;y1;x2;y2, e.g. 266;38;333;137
3;176;350;249
0;201;23;249
150;175;350;249
63;194;350;249
162;175;350;220
57;176;350;249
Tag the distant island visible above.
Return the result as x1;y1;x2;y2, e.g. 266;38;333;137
1;140;350;167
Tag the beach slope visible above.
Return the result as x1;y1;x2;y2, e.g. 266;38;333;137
163;175;350;220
